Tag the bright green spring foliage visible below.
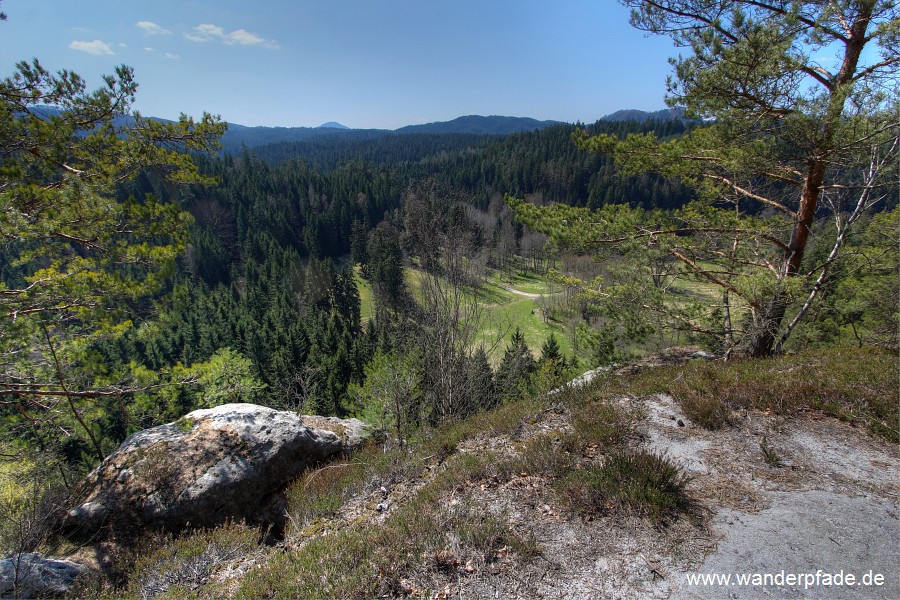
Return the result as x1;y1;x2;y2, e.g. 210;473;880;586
347;351;421;442
511;1;899;356
0;60;225;460
1;60;224;324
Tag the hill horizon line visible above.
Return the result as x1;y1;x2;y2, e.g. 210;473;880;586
228;108;683;131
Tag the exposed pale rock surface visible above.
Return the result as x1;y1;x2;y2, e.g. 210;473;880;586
66;403;367;539
0;553;87;599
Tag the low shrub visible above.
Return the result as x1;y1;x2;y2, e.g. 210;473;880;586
557;449;692;525
568;400;631;449
285;459;367;531
127;523;259;599
680;395;731;430
236;487;529;599
417;397;546;458
588;347;898;442
0;457;70;556
759;436;783;468
512;435;575;477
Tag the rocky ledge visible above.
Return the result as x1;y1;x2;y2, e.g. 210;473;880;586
65;403;367;541
0;553;87;599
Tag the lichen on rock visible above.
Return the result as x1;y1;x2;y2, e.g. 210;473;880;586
65;404;368;541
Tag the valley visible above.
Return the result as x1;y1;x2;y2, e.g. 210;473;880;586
1;1;898;597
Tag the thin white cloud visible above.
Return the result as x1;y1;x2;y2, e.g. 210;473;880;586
184;23;277;48
137;21;172;36
143;46;179;59
184;23;224;42
69;40;115;56
227;29;266;46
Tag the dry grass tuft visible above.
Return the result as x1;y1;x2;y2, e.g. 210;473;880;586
557;449;693;525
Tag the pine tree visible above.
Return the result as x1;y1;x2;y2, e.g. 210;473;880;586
0;60;224;459
539;334;562;365
513;1;899;356
538;333;566;386
465;347;497;411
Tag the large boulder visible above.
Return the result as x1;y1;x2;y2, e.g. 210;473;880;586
0;553;87;599
65;404;368;540
300;414;369;452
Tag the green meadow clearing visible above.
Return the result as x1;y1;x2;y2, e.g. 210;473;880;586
356;258;736;365
356;265;576;362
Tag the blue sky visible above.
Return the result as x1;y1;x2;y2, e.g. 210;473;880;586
1;0;678;129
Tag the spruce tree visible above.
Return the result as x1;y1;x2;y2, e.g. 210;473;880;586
495;328;536;402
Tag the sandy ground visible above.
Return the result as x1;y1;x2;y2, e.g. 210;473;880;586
449;392;899;599
642;394;900;600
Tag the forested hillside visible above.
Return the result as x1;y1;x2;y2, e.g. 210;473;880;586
2;1;898;597
250;119;695;208
0;94;697;467
3;93;895;473
91;118;698;434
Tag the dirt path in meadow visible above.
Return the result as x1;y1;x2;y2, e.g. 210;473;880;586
497;284;562;300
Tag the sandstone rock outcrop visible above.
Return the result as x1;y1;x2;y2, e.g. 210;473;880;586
0;553;87;599
65;404;368;540
300;414;368;452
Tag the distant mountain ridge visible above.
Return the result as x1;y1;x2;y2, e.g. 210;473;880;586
27;106;684;154
395;115;562;135
219;115;565;153
222;110;687;150
601;107;687;122
219;123;383;153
